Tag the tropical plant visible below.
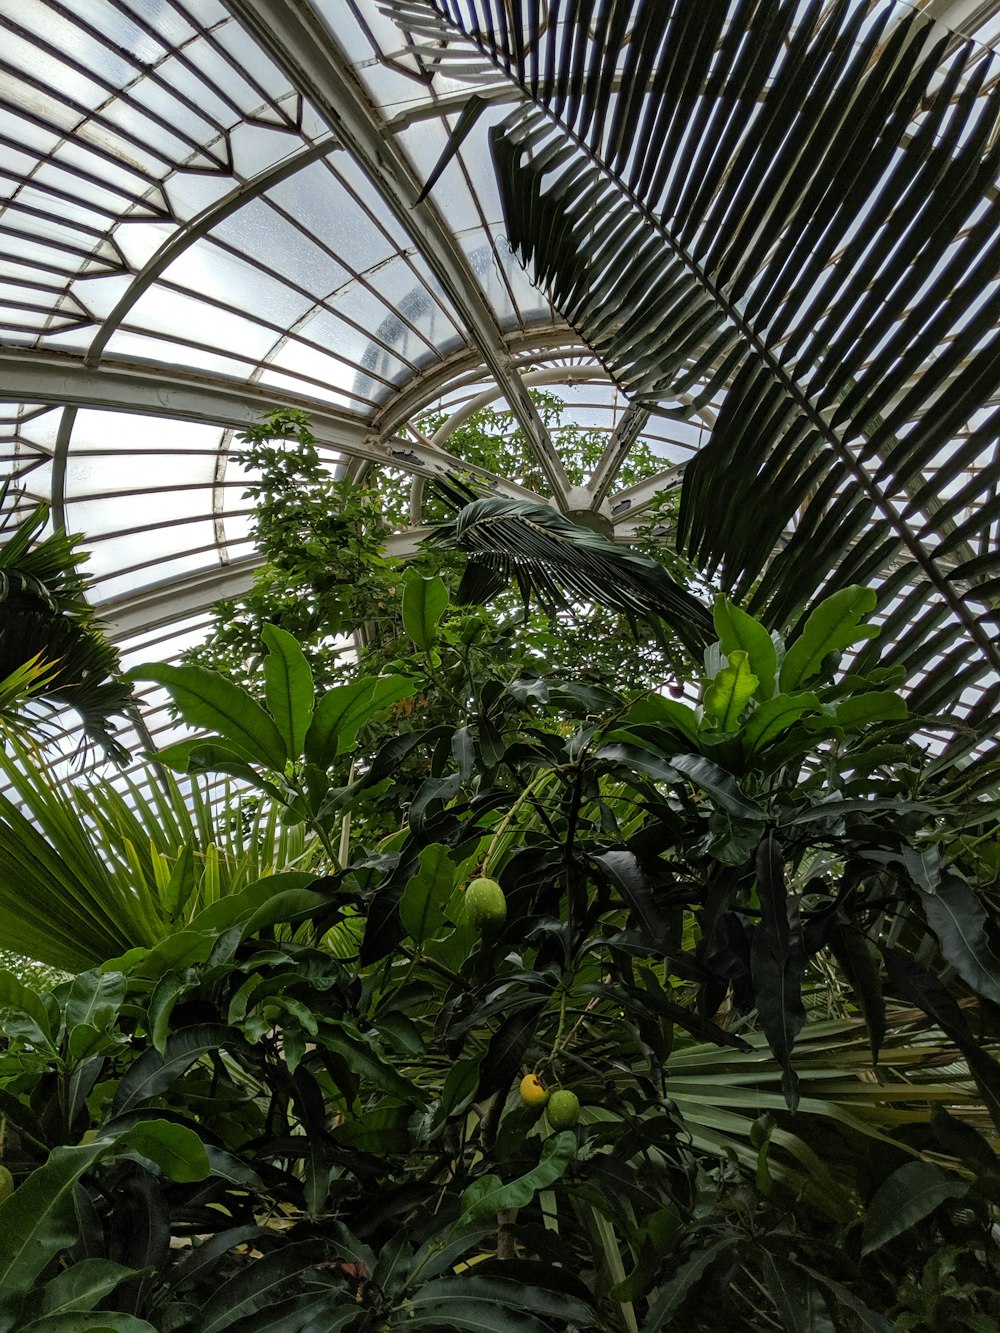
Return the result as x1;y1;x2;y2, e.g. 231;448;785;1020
381;0;1000;757
0;480;134;759
3;591;1000;1326
185;402;701;700
0;728;323;973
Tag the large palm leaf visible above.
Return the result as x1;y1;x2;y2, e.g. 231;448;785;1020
384;0;1000;749
0;728;322;972
427;474;713;649
0;484;134;758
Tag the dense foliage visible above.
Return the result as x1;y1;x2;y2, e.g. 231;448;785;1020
2;564;998;1329
0;480;133;760
184;404;695;698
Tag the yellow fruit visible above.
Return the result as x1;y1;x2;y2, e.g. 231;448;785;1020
519;1073;550;1107
0;1165;14;1204
464;877;507;931
546;1089;580;1129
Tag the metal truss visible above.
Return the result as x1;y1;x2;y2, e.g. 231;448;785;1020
221;0;575;507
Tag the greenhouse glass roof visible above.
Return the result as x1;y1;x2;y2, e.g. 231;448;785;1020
1;0;999;763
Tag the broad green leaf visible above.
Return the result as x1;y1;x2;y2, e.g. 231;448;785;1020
200;1240;326;1333
0;1140;113;1291
129;663;286;771
121;1120;211;1183
322;1026;426;1104
796;1265;892;1332
39;1259;140;1318
402;568;449;651
65;970;125;1035
917;875;1000;1005
261;623;314;758
750;835;805;1110
779;586;878;692
304;675;415;769
742;693;821;755
407;1272;591;1330
112;1024;234;1115
761;1253;835;1333
186;872;323;937
595;744;680;787
670;753;766;820
0;968;52;1044
642;1239;734;1331
830;925;885;1064
702;651;758;731
400;843;454;943
861;1161;966;1255
614;695;701;747
832;691;907;728
460;1132;576;1220
21;1315;158;1332
409;1221;497;1285
440;1056;481;1117
713;597;777;699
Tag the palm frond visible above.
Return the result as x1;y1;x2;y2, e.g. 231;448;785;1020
426;480;713;649
0;486;133;758
383;0;1000;749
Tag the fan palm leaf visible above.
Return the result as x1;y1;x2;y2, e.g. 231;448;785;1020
0;485;133;758
427;475;713;650
383;0;1000;749
0;728;323;973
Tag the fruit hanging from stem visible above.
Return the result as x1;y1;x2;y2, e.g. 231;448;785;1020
519;1073;550;1107
464;876;507;931
546;1089;580;1130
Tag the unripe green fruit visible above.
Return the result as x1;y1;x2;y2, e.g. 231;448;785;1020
0;1165;14;1204
546;1089;580;1130
464;877;507;931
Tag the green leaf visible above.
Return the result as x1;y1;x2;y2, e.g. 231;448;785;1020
829;925;885;1064
742;693;822;755
112;1025;234;1115
641;1239;734;1331
0;1140;113;1291
713;597;777;700
779;586;878;692
917;875;1000;1005
130;663;286;771
0;968;52;1044
304;675;415;769
261;623;315;759
200;1240;326;1333
670;753;766;820
614;695;701;747
21;1315;158;1332
402;568;449;651
832;691;907;728
65;970;125;1035
702;651;758;731
39;1259;140;1318
400;843;454;943
121;1120;211;1183
761;1254;835;1333
861;1161;966;1255
406;1272;590;1331
750;834;806;1110
322;1026;426;1104
460;1133;576;1220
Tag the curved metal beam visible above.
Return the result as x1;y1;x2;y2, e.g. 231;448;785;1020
373;325;582;438
0;349;539;498
84;137;340;370
221;0;573;506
